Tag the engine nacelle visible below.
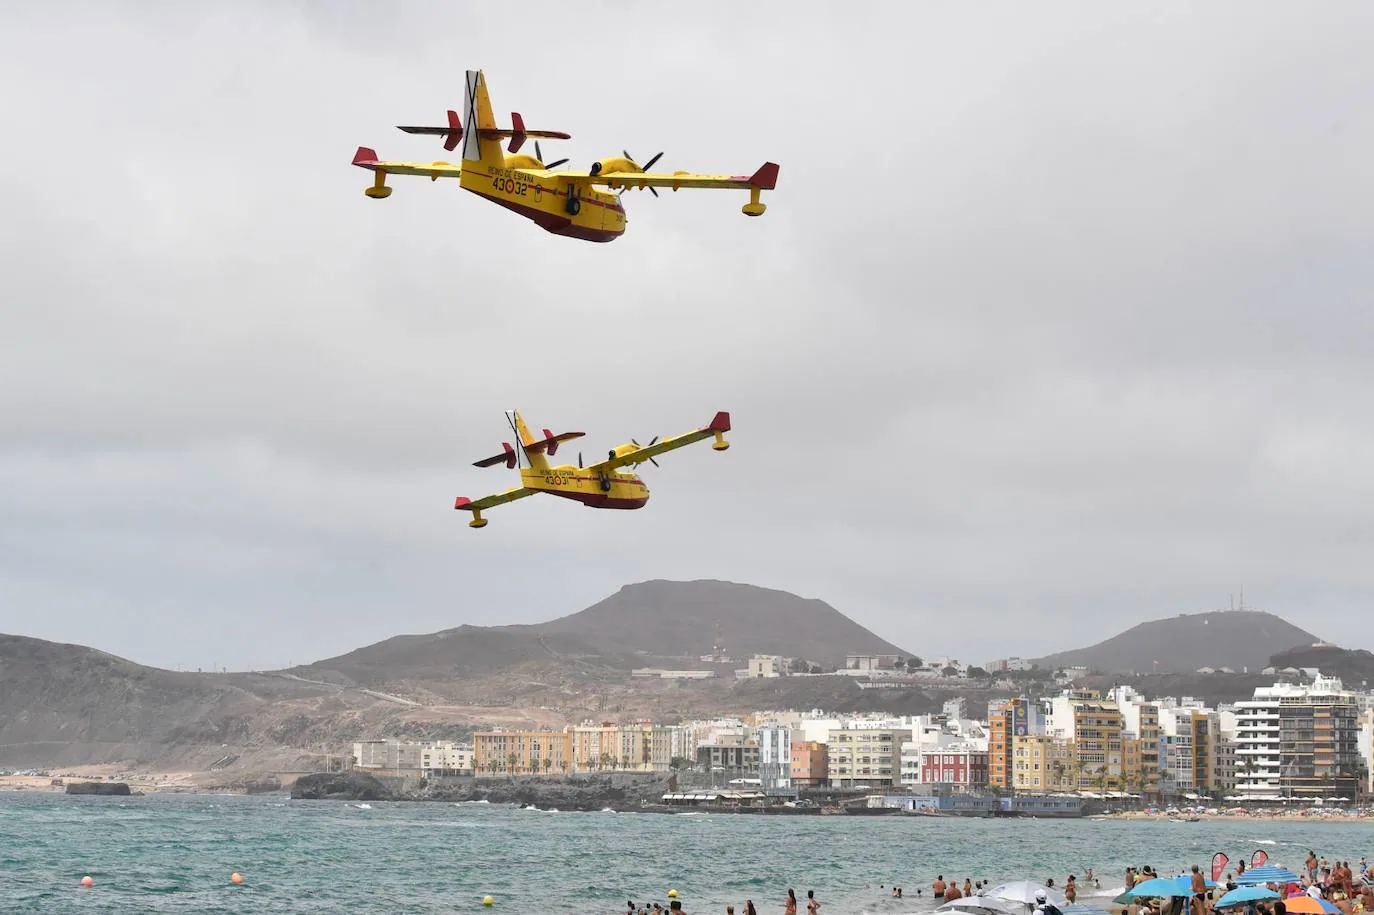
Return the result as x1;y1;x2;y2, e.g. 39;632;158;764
612;442;640;459
590;156;637;177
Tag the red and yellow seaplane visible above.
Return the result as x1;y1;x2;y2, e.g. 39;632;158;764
352;70;779;242
454;409;731;528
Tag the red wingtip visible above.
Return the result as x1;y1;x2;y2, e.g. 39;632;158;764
508;111;527;153
454;496;472;510
352;146;379;167
748;162;779;190
709;411;731;433
444;110;462;152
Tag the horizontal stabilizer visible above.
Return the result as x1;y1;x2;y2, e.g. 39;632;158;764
525;431;586;456
708;411;731;433
473;442;517;469
747;162;780;189
397;110;465;151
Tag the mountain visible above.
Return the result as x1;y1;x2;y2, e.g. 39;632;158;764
1267;644;1374;686
527;579;908;665
1035;610;1319;675
301;579;909;684
1;580;919;770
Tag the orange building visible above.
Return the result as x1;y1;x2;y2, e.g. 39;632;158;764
473;730;573;775
790;740;828;787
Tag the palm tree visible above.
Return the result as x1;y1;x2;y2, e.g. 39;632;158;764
486;758;499;776
559;760;568;775
505;753;518;775
541;757;553;775
1051;760;1068;791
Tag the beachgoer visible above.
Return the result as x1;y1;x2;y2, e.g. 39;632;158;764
1360;858;1368;875
1066;876;1078;904
629;902;637;915
746;901;758;915
807;890;820;915
1036;888;1064;915
728;907;735;915
1191;865;1208;915
786;889;797;915
964;880;974;897
947;882;963;902
670;902;685;915
935;876;947;899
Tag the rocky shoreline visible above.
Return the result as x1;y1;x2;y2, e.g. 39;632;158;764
289;772;682;811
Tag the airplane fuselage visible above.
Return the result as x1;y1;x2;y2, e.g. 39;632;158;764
519;464;648;509
460;160;627;243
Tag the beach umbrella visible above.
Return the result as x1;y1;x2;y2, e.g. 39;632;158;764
1214;887;1280;909
1280;898;1339;915
1235;867;1301;887
988;882;1067;906
940;897;1020;915
1123;877;1214;899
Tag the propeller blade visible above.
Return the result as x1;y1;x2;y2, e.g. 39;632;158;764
648;186;658;197
648;435;659;446
643;151;663;171
535;140;542;161
578;452;583;468
631;438;639;446
649;456;659;467
545;158;569;169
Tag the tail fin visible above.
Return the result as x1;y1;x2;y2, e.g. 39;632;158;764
510;410;549;470
461;70;505;167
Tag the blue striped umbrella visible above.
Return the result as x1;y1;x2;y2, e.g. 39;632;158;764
1234;867;1301;887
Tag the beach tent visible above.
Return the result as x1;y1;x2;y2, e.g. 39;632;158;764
1234;867;1301;887
1214;887;1280;909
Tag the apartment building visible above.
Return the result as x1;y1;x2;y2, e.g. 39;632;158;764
826;727;904;787
988;697;1040;790
790;741;828;787
1049;691;1124;789
1234;676;1362;801
571;721;674;772
919;744;989;789
1010;734;1075;792
473;729;573;775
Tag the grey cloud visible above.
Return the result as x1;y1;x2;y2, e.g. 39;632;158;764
2;1;1372;670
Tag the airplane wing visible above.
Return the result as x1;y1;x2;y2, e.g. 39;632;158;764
353;147;463;179
454;487;537;512
587;412;731;472
565;163;779;192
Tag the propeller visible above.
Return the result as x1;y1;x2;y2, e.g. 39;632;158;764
630;436;660;467
535;141;568;170
623;149;663;196
578;452;583;469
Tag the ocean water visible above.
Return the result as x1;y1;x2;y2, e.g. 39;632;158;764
2;792;1373;914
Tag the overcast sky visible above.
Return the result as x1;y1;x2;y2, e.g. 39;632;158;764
2;2;1371;671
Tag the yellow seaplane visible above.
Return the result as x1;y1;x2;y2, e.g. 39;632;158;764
454;409;731;528
352;69;779;242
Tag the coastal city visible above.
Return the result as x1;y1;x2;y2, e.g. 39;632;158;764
342;654;1374;814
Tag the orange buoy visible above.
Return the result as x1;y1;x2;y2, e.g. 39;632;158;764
231;872;243;884
80;876;94;888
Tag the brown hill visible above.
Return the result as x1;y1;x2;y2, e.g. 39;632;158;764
0;634;407;769
526;579;909;665
1036;610;1319;675
1268;644;1374;686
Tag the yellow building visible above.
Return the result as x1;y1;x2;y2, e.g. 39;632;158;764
826;728;904;787
1011;735;1076;792
473;730;573;775
571;721;674;772
1051;692;1125;790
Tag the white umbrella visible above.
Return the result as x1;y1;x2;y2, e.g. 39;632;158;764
988;882;1067;906
940;898;1020;915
